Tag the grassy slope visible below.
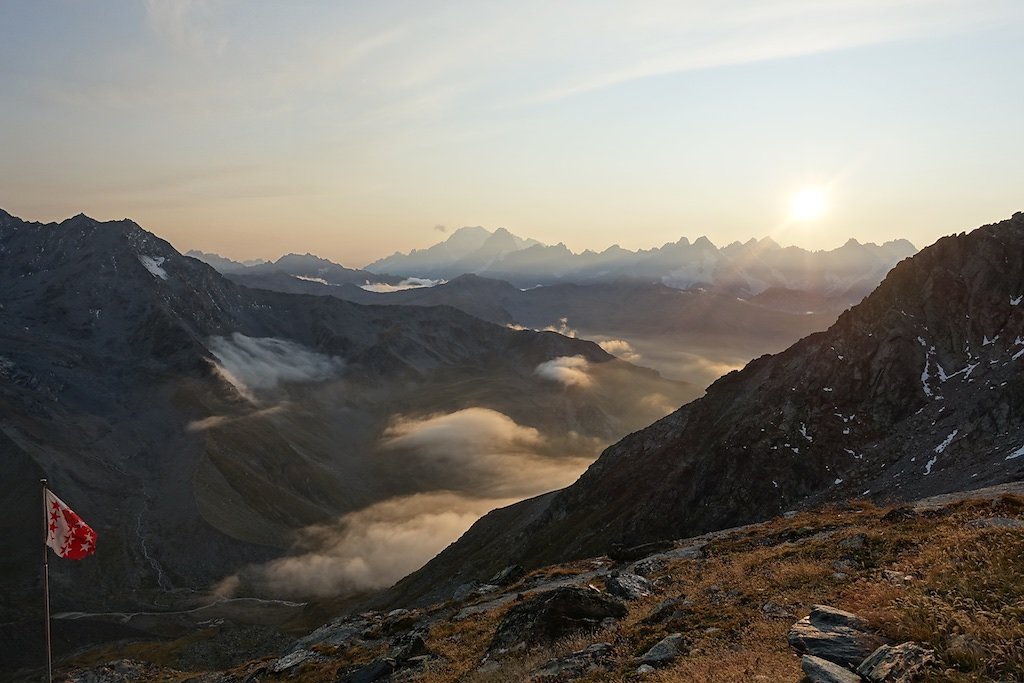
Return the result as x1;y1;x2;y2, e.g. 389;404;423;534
53;486;1024;682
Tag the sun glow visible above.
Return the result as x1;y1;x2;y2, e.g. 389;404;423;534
790;188;827;221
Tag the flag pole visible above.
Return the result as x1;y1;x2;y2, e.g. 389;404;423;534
41;478;52;683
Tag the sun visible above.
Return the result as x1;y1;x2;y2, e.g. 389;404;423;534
790;188;827;221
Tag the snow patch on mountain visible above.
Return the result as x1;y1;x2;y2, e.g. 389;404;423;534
935;430;958;454
138;255;168;280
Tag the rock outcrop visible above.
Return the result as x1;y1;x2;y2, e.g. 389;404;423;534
487;588;627;655
788;605;889;668
857;642;935;682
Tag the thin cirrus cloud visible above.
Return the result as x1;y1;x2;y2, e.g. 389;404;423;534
36;0;1019;119
5;0;1022;263
530;0;1022;102
132;0;1023;115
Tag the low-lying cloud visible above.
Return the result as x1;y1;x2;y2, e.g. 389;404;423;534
294;274;330;285
597;338;642;363
186;404;286;432
222;492;518;598
221;407;599;599
208;333;344;400
543;317;578;338
534;355;592;388
360;277;443;293
379;407;591;498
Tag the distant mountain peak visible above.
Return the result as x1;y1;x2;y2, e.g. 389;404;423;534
385;212;1024;606
883;238;918;252
365;224;919;298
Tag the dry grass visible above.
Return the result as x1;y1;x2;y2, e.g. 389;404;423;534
845;498;1024;681
59;494;1024;682
651;620;801;682
416;604;517;682
415;496;1024;682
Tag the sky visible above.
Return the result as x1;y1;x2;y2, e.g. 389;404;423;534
2;1;1023;267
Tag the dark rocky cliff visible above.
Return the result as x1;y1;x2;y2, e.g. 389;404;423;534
383;212;1024;607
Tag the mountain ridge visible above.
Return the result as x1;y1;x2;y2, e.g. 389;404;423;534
362;225;917;295
0;209;697;624
377;212;1024;609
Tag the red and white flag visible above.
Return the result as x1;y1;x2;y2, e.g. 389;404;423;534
44;488;97;560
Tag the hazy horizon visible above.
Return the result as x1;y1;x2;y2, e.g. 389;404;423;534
180;219;930;267
4;206;928;271
3;2;1023;266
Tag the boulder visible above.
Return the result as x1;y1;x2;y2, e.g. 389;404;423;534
378;608;420;636
801;654;863;683
788;605;888;667
632;556;668;577
761;601;793;619
338;631;435;682
608;540;675;562
488;587;627;655
644;597;692;624
287;615;371;653
605;572;655;600
880;570;913;584
390;631;431;662
638;633;685;666
340;658;396;683
966;517;1024;529
452;582;478;601
530;642;614;681
857;642;935;682
270;649;326;673
838;534;867;550
489;564;526;586
880;507;916;523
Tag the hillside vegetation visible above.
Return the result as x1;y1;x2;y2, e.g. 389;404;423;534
54;484;1024;682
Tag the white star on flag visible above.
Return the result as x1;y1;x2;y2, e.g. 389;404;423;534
45;489;97;560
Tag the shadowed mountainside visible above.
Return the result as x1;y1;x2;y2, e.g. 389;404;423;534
380;212;1024;609
0;210;696;625
224;273;840;388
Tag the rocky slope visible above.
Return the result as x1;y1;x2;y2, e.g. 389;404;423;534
382;212;1024;608
51;482;1024;682
0;210;695;630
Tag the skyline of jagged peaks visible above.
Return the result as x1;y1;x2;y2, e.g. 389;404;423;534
189;222;917;272
5;4;1021;266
